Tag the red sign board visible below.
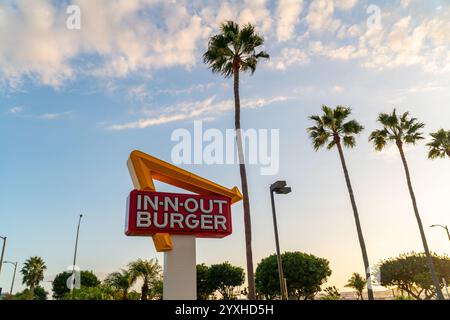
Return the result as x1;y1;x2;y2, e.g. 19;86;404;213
125;190;232;238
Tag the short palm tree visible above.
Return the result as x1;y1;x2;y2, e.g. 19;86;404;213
307;105;374;300
21;256;47;297
369;109;444;300
345;272;367;300
128;259;161;300
203;21;269;300
427;129;450;159
105;269;133;300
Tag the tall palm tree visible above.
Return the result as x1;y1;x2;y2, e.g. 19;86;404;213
21;256;47;297
128;259;161;300
345;272;367;300
105;269;133;300
369;109;444;300
203;21;269;300
307;105;374;300
427;129;450;159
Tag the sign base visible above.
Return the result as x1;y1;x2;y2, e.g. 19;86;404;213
163;235;196;300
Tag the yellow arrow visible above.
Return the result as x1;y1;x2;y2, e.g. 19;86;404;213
127;150;243;251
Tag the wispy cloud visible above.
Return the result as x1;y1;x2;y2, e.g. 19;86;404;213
268;47;310;70
38;111;72;120
7;106;72;120
108;95;290;130
9;106;24;114
388;81;448;104
155;83;229;96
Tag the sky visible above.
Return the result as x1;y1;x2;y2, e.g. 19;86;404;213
1;0;450;296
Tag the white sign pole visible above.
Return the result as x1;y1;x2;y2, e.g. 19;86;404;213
163;235;196;300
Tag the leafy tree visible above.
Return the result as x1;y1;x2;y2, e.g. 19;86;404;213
33;286;48;300
52;270;100;299
369;109;444;300
9;286;48;300
207;262;245;300
256;252;331;300
20;256;47;298
345;272;367;300
204;21;269;300
197;263;215;300
378;252;450;300
321;286;341;300
427;129;450;159
148;278;163;300
307;105;373;300
104;269;133;300
64;284;116;300
127;291;142;300
128;258;162;300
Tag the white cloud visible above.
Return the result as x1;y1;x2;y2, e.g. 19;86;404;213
309;41;358;60
0;0;208;87
360;16;450;73
238;0;273;33
127;84;150;101
1;0;449;89
335;0;358;11
108;95;289;130
39;111;72;120
276;0;304;42
400;0;411;8
268;48;310;70
332;85;344;93
9;106;24;114
306;0;337;32
156;83;227;96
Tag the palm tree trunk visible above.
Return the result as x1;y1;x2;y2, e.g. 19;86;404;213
141;280;149;300
233;65;256;300
30;284;36;299
335;140;374;300
397;142;444;300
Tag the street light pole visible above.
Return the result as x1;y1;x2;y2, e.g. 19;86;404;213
71;214;83;290
0;236;6;276
270;188;286;299
3;261;17;294
430;224;450;243
269;181;292;300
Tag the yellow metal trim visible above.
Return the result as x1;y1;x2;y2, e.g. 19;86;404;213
152;233;174;252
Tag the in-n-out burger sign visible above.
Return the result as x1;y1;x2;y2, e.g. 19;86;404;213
125;150;242;251
125;151;242;299
126;190;232;237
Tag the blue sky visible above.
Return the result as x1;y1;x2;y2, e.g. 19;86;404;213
1;0;450;295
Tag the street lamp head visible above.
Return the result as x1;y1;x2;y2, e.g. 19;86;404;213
275;186;292;195
270;180;287;192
